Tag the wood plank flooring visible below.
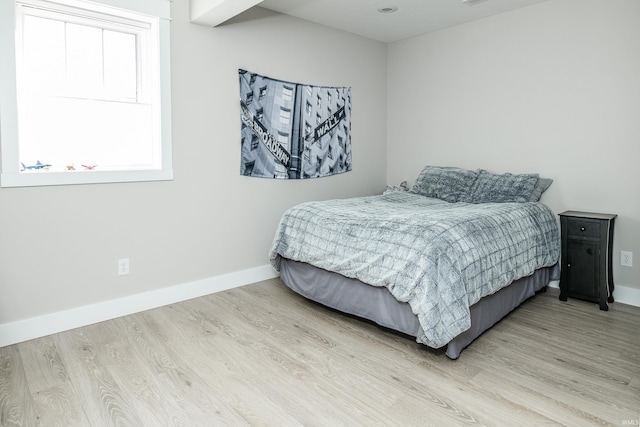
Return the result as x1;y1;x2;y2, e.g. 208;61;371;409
1;278;639;426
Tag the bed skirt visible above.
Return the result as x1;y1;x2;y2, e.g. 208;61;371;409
279;258;559;359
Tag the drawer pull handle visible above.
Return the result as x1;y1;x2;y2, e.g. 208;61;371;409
567;263;571;268
580;227;586;231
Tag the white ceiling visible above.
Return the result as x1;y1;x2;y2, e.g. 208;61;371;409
257;0;549;43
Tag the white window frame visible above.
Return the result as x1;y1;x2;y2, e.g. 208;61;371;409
0;0;173;187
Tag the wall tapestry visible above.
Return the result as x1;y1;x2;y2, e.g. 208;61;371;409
239;69;352;179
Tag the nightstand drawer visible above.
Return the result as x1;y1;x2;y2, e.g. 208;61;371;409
566;219;600;238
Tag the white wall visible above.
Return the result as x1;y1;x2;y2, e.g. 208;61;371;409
0;1;387;333
387;0;640;296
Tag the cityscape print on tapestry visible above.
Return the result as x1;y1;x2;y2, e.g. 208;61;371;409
239;69;352;179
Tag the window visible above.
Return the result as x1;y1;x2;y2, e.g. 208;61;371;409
279;108;291;125
277;132;289;146
273;163;286;179
0;0;172;187
243;161;255;176
282;85;293;103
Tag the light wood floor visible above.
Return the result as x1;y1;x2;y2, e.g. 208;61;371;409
1;278;639;426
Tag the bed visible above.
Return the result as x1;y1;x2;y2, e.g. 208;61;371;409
269;166;560;359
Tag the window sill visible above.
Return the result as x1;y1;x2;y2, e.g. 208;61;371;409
0;169;174;188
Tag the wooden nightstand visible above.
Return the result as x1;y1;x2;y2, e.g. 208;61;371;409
558;211;617;311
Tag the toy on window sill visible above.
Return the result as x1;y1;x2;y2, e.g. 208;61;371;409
21;161;51;171
81;164;97;170
66;164;75;170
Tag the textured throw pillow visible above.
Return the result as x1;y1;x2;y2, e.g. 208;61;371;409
528;177;553;202
410;166;479;203
468;169;539;203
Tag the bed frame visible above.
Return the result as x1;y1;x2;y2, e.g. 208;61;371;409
279;257;559;359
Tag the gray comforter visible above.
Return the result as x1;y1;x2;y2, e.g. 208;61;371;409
269;191;560;348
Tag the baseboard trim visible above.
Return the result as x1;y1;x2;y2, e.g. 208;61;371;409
2;271;637;348
547;281;640;308
0;264;279;348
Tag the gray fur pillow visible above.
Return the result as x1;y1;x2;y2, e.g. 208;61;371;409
528;177;553;202
410;166;478;203
468;170;539;203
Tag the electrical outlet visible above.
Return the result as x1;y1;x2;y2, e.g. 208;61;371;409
621;251;633;268
118;258;130;275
